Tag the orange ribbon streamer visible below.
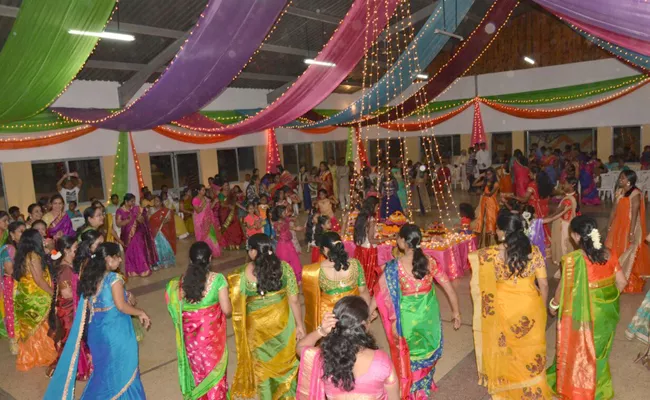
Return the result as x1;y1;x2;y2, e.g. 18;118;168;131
152;126;234;144
0;125;96;150
377;101;473;131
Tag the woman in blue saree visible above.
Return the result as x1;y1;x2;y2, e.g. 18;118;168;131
44;242;151;399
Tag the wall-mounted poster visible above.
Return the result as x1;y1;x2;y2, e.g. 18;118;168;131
527;128;595;153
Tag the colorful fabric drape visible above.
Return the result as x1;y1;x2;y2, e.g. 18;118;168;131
0;126;96;150
171;0;402;134
0;0;116;123
54;0;288;131
166;274;229;400
110;132;129;198
228;262;300;399
547;250;620;400
266;128;281;174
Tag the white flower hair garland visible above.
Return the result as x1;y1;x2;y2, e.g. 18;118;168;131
588;228;602;250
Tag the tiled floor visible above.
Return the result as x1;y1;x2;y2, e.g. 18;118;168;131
1;190;649;399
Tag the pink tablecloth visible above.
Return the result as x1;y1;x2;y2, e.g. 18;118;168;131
344;237;478;280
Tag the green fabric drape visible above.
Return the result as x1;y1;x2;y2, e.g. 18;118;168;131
0;0;116;124
110;132;129;198
0;110;78;133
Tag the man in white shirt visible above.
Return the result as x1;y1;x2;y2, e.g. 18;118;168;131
57;172;83;206
475;142;492;174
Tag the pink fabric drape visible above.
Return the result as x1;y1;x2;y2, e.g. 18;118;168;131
471;99;487;146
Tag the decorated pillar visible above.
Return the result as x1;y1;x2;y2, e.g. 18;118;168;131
471;99;487;146
265;128;281;174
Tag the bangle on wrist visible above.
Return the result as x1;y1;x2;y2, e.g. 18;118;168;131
316;326;326;337
549;299;560;311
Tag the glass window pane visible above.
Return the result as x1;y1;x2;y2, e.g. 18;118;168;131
176;153;200;189
335;141;347;162
237;147;256;181
297;143;313;170
491;132;512;164
32;161;67;203
323;142;336;161
528;128;595;154
150;154;175;191
283;144;299;175
613;126;641;161
217;149;238;183
68;159;104;202
0;165;6;210
452;135;461;156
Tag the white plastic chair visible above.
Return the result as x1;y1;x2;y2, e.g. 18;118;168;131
598;172;617;201
636;170;650;200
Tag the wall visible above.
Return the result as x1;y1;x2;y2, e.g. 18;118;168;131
2;58;648;208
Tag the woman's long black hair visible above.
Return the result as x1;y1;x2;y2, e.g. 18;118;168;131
621;170;638;196
48;236;77;335
248;233;283;295
570;216;607;265
320;232;349;271
353;196;379;246
120;193;136;207
566;176;581;214
530;166;553;199
13;228;48;281
312;215;329;247
182;242;213;303
271;205;286;223
78;242;121;298
399;224;429;280
74;229;102;275
497;211;532;278
320;296;378;392
514;149;528;166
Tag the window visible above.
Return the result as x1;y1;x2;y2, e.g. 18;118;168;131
527;128;595;154
217;147;256;182
613;126;641;162
282;143;313;175
491;132;512;164
323;141;347;163
369;138;402;166
32;158;105;203
150;152;200;191
419;135;460;163
0;165;6;210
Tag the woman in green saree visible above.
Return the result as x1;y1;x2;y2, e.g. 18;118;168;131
229;233;305;400
547;216;628;400
166;241;232;400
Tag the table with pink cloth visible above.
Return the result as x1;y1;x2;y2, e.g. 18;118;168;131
343;236;478;280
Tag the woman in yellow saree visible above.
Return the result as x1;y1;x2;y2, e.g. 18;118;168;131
302;231;370;333
228;233;306;400
547;216;627;400
469;211;551;399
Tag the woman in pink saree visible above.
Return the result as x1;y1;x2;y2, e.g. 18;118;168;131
192;185;222;257
166;242;232;400
511;151;530;198
43;195;76;239
318;162;334;197
296;296;399;400
116;193;157;277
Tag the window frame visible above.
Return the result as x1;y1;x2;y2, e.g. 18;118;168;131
490;132;513;164
613;125;642;160
281;143;313;175
31;156;106;204
216;146;256;183
149;151;201;192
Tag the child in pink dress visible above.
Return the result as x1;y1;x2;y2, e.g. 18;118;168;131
242;203;263;239
272;205;303;283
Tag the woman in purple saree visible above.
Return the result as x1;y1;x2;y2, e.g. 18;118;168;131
116;193;157;277
43;195;75;239
579;158;601;206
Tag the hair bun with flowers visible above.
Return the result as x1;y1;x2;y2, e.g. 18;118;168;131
588;228;602;250
50;250;62;261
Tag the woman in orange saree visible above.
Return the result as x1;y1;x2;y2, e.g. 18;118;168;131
473;168;500;247
605;170;650;293
547;216;628;400
469;212;551;400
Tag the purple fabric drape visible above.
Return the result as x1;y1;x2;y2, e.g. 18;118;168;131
176;0;401;134
359;0;519;127
534;0;650;43
556;11;650;57
54;0;287;131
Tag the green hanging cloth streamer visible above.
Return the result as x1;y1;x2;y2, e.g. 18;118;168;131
110;132;129;199
345;127;355;164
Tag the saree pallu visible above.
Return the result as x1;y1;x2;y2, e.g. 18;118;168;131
219;203;244;249
228;271;299;400
310;247;324;263
117;206;156;277
529;219;547;259
605;191;650;293
182;200;195;235
153;232;176;269
626;289;650;344
513;161;530;198
166;278;228;400
475;192;499;235
14;263;57;371
302;262;360;334
547;251;620;400
193;198;221;257
469;249;551;400
104;213;119;244
0;244;15;350
46;212;76;238
375;259;442;400
355;245;379;296
320;171;334;197
150;208;177;254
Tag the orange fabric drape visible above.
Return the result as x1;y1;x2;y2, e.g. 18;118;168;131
297;126;338;134
378;100;473;131
0;125;96;149
479;79;649;119
152;126;234;144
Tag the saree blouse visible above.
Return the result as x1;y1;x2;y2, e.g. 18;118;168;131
493;246;547;284
319;259;366;295
397;257;449;296
242;262;299;297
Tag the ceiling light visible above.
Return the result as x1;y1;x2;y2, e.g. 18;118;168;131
416;73;428;80
68;29;135;42
304;59;336;67
523;56;535;65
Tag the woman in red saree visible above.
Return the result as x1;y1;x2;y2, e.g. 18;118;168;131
605;170;650;293
507;166;553;244
149;196;176;254
219;187;245;250
166;242;232;400
511;151;530;198
318;161;334;197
